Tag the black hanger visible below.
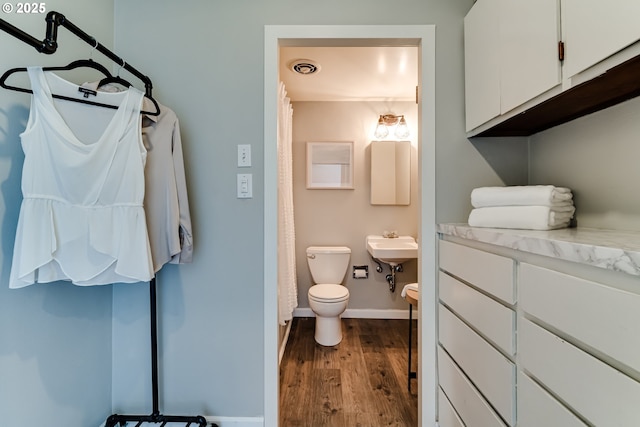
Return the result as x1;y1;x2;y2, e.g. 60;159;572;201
0;58;112;94
0;59;160;116
97;75;131;89
94;60;161;117
97;74;162;117
97;58;129;89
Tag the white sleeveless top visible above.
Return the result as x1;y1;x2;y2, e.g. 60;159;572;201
9;67;154;288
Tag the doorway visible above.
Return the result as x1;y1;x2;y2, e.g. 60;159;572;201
264;25;437;427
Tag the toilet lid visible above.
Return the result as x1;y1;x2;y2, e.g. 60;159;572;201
308;284;349;301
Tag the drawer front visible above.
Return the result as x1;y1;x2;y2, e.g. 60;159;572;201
439;240;515;303
439;304;515;425
519;319;640;426
438;387;465;427
438;346;507;427
520;263;640;373
439;271;515;355
517;371;587;427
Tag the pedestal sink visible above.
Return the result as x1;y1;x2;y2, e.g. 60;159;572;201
366;235;418;266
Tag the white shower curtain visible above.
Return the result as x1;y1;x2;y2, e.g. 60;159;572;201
277;82;297;325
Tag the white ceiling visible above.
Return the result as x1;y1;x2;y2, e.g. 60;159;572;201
279;46;418;102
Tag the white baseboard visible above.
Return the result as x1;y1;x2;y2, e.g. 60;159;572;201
293;307;419;320
207;416;264;426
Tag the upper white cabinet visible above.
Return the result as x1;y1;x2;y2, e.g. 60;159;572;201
499;0;561;114
463;0;501;131
464;0;640;135
464;0;561;132
562;0;640;79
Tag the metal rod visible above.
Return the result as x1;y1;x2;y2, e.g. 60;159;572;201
407;302;417;391
0;16;52;52
104;278;213;427
1;12;154;96
150;277;160;416
408;303;412;391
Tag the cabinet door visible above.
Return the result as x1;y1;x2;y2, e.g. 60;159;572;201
519;319;640;426
499;0;561;114
439;304;516;425
439;240;515;304
517;371;588;427
520;263;640;373
438;346;507;427
438;387;465;427
464;0;501;131
439;272;515;356
562;0;640;78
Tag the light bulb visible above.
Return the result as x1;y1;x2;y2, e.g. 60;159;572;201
394;116;410;139
374;116;389;139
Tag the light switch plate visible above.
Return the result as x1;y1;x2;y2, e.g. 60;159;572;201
238;144;251;167
237;173;253;198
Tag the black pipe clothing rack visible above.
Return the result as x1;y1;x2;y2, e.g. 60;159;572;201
104;280;209;427
0;11;160;116
0;11;153;96
1;12;211;427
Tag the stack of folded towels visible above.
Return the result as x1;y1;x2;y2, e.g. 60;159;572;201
468;185;575;230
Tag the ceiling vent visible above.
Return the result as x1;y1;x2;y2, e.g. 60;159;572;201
289;59;320;75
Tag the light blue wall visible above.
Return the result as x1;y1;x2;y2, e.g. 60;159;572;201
112;0;494;419
1;0;526;423
530;96;640;232
0;1;115;425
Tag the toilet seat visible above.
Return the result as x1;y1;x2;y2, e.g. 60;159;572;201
309;284;349;302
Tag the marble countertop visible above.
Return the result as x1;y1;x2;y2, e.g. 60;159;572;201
437;224;640;277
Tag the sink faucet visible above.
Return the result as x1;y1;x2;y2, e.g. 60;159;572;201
383;230;398;238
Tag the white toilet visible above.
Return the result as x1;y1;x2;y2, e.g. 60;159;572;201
306;246;351;346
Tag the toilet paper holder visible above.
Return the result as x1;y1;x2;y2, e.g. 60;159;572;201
353;265;369;279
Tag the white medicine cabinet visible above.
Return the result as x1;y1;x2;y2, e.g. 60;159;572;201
370;140;411;205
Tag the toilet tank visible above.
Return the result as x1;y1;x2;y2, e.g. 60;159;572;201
306;246;351;284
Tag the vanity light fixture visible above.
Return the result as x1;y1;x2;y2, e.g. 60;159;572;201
374;114;410;139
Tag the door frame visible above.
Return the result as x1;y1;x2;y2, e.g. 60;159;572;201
264;24;437;427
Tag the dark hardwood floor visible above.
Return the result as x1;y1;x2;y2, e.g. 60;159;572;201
279;317;418;427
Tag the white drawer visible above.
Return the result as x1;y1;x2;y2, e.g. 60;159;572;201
438;387;465;427
520;263;640;373
519;318;640;426
439;304;515;425
438;346;507;427
517;371;588;427
439;240;515;304
439;271;515;355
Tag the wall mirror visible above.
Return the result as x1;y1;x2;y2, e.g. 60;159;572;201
306;141;354;189
370;140;411;205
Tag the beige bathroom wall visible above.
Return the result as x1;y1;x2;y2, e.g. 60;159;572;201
291;101;419;313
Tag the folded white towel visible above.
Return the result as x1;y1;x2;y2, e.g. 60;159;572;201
471;185;573;208
401;283;419;298
468;205;575;230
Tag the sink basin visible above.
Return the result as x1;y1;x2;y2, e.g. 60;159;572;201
366;235;418;266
